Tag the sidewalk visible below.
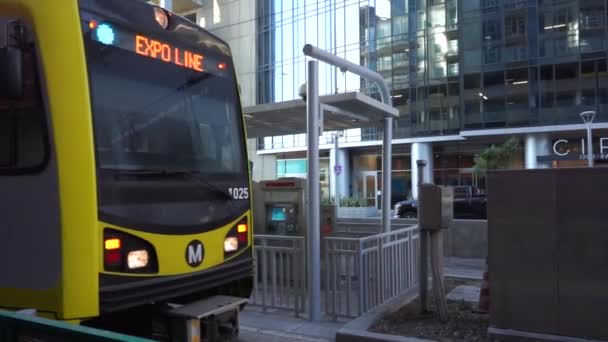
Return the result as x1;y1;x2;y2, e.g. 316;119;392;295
444;257;485;280
239;306;346;342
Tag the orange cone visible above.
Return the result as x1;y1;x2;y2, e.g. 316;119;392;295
476;269;490;313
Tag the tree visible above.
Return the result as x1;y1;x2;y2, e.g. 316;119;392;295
473;137;519;176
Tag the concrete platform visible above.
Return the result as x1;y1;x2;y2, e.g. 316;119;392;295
239;306;345;341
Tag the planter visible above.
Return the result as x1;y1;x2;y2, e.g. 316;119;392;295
337;206;378;218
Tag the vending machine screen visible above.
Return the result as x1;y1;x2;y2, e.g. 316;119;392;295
266;204;298;235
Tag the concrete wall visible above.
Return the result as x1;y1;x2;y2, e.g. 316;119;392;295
336;218;488;259
335;218;416;236
442;220;487;259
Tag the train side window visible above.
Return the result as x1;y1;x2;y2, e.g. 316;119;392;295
0;20;49;174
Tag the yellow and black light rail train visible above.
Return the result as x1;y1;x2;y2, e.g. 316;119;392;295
0;0;253;336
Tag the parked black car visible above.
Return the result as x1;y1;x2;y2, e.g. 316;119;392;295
393;186;487;220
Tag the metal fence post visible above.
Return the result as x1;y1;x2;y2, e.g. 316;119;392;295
324;239;330;317
261;238;268;313
357;240;369;315
358;240;365;315
296;238;302;317
376;236;384;305
271;248;277;308
408;230;413;288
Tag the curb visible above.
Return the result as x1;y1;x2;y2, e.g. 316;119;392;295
488;327;607;342
335;287;434;342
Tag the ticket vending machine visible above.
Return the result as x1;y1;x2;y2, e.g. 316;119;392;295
253;178;306;236
252;177;337;236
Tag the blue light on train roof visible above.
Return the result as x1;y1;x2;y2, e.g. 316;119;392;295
96;23;116;45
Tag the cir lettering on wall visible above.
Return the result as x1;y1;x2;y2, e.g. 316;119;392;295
537;137;608;162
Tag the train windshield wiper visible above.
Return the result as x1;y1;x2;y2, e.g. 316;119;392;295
106;168;233;201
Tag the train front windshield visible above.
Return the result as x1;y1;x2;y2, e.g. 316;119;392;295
81;16;250;233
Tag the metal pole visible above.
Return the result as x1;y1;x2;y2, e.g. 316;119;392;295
303;44;391;105
430;229;448;322
306;60;322;322
587;124;594;167
334;133;340;207
303;44;393;234
416;160;428;313
382;118;392;233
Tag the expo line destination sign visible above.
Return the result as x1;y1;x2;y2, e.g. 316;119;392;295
135;35;203;72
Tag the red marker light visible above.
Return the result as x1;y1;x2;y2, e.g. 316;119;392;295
105;250;122;265
237;223;248;244
218;62;227;70
89;20;98;29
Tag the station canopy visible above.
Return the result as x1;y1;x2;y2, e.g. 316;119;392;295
243;91;399;138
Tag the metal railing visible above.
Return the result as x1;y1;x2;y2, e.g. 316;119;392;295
334;218;417;236
251;225;420;321
324;225;420;320
251;235;307;317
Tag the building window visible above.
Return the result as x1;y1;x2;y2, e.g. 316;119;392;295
483;19;500;41
505;14;526;38
482;0;498;9
554;63;578;108
484;45;500;64
580;8;604;30
447;62;459;77
446;0;458;30
277;159;307;177
505;45;527;62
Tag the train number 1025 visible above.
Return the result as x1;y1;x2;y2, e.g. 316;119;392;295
228;187;249;200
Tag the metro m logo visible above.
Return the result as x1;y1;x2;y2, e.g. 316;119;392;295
185;240;204;267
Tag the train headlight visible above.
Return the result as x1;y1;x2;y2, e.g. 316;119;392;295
224;220;249;258
224;237;239;253
104;229;158;273
154;7;169;29
127;250;149;269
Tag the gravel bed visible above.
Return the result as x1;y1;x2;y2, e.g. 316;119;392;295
369;278;502;342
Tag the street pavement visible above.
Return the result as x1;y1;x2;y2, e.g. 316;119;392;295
239;326;329;341
444;257;485;280
236;306;345;342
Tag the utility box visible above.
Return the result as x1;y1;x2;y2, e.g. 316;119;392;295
252;178;306;236
418;184;453;230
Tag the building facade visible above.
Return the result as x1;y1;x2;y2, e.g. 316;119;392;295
168;0;608;206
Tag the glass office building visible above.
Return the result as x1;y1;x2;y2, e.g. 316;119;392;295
250;0;608;205
257;0;607;136
184;0;608;205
